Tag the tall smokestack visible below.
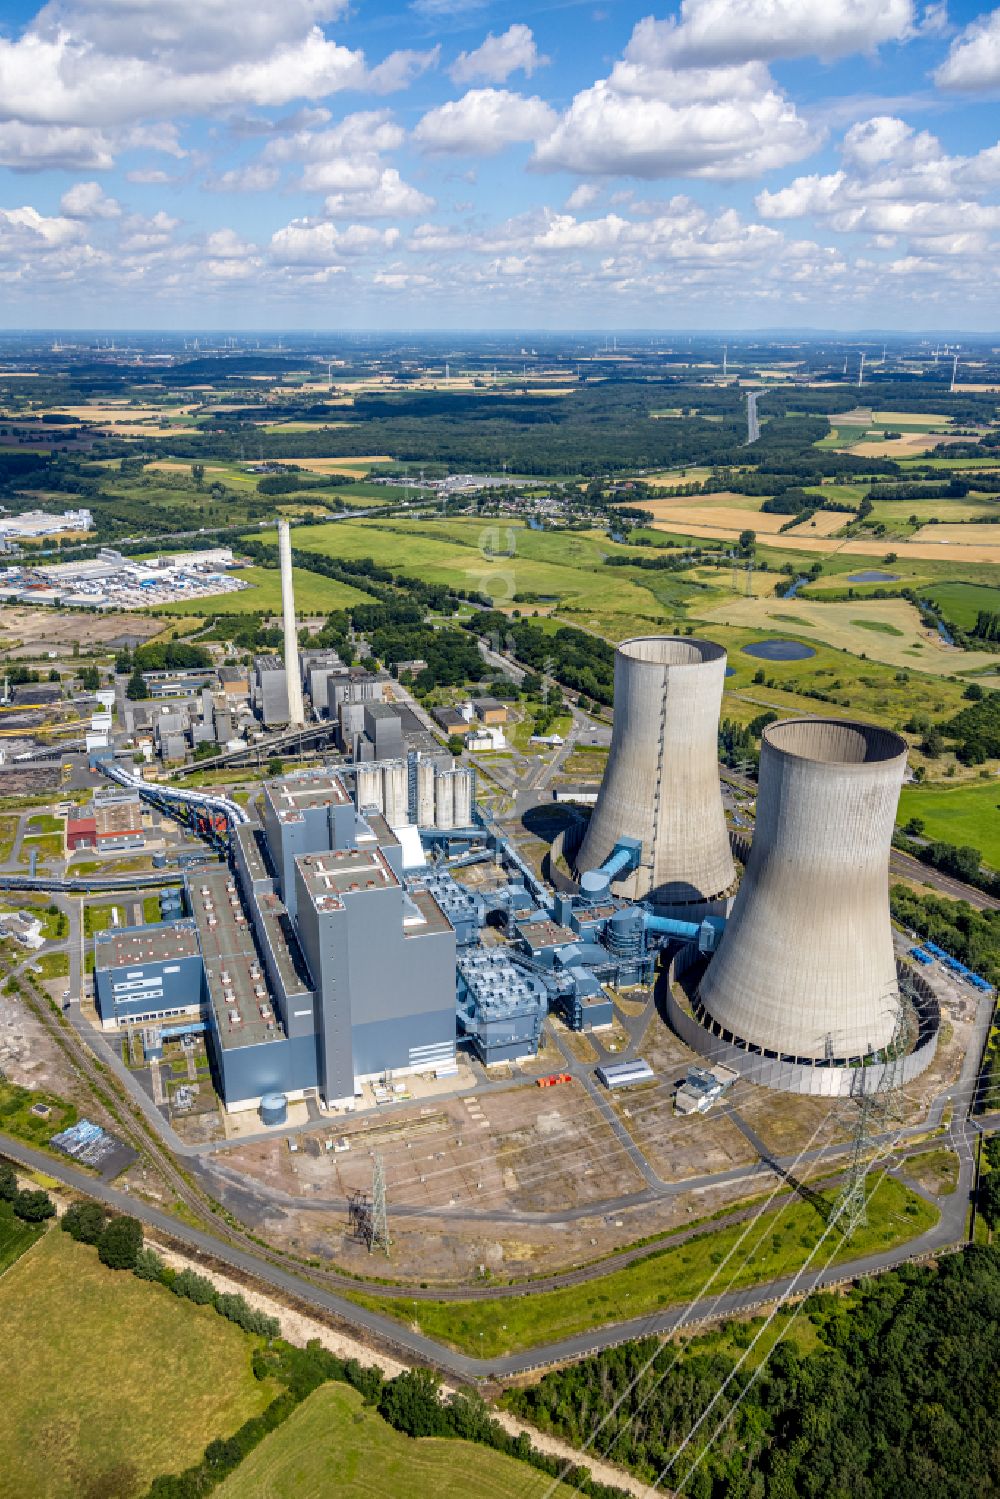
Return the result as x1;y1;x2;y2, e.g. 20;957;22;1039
277;518;305;729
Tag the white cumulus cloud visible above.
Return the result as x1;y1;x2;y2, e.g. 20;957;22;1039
60;179;120;216
450;25;547;85
935;8;1000;90
414;89;557;155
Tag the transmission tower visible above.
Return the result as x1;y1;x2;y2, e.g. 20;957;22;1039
832;987;912;1236
744;556;754;597
370;1151;390;1256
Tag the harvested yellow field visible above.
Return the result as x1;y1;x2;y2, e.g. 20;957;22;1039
837;433;966;457
911;521;1000;546
642;467;713;487
643;498;790;534
782;509;848;537
695;595;1000;676
268;455;392;475
52;404;197;422
873;410;954;425
649;518;1000;563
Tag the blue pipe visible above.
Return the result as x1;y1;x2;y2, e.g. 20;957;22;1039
643;910;726;954
581;836;642;896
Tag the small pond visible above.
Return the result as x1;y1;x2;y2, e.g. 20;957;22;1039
846;571;900;583
741;639;817;662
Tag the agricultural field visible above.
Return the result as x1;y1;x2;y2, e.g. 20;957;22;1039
0;1199;43;1276
216;1383;578;1499
0;1230;275;1499
251;517;674;622
694;594;1000;677
160;563;377;616
897;780;1000;868
924;580;1000;629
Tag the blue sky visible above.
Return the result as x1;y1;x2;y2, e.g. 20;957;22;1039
2;0;1000;328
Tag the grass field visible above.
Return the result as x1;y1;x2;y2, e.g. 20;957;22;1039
161;564;377;616
0;1200;42;1276
924;580;1000;629
694;595;1000;676
897;779;1000;867
216;1383;579;1499
250;518;673;621
0;1231;274;1499
344;1177;936;1358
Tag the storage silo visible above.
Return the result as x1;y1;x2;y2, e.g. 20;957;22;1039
575;637;734;910
416;759;436;826
382;760;410;827
452;768;474;828
435;770;455;830
697;719;907;1068
355;765;382;815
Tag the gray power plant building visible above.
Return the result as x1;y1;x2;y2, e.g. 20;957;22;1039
691;719;914;1089
575;637;734;911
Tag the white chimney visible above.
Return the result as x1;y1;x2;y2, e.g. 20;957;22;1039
277;518;305;729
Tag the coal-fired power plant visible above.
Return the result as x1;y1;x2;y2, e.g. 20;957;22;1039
575;637;735;911
689;719;923;1093
278;518;305;730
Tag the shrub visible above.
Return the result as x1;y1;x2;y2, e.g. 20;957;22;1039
0;1162;17;1201
97;1214;143;1270
13;1188;56;1222
62;1200;108;1244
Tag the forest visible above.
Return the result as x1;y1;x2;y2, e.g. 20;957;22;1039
505;1246;1000;1498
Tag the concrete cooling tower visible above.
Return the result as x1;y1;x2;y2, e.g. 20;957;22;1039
574;637;735;911
695;719;909;1079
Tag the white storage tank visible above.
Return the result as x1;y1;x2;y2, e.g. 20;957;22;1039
259;1092;288;1127
435;770;455;830
382;759;409;827
355;765;382;814
452;767;473;828
416;758;436;826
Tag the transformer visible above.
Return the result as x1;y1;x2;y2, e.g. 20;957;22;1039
698;718;907;1066
575;636;734;910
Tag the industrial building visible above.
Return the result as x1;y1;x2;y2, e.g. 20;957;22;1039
88;528;944;1119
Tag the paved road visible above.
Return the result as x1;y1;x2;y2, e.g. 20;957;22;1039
0;1125;981;1382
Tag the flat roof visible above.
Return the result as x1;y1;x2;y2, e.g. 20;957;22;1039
95;802;143;836
297;847;399;909
257;891;313;999
406;887;453;938
266;771;351;818
354;811;400;850
516;918;577;952
187;867;282;1049
234;822;271;883
96;920;199;970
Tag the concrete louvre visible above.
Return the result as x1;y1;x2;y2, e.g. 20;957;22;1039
698;718;906;1061
575;636;735;908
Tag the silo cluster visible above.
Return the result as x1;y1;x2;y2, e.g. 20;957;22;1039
575;637;735;912
353;757;475;832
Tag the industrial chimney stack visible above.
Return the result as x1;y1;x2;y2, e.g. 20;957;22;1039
277;518;305;729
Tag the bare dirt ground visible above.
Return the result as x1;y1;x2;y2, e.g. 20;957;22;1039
0;605;162;653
